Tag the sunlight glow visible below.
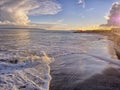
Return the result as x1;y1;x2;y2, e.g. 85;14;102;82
77;25;120;31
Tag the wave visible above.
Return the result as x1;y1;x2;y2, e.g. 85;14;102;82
0;51;53;90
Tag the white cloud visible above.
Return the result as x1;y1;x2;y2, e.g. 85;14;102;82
78;0;84;4
105;2;120;26
0;0;61;25
78;0;85;8
29;0;61;15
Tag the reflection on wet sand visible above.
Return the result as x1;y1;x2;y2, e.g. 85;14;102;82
50;33;120;90
75;67;120;90
50;56;120;90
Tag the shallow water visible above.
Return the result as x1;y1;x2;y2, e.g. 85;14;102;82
49;32;120;90
0;29;119;90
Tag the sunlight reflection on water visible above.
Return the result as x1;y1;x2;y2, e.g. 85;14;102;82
0;30;119;90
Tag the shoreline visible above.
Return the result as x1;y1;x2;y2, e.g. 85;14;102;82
49;33;120;90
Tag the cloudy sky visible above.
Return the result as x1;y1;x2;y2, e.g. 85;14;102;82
0;0;120;30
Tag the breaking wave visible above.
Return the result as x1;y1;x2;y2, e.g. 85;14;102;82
0;50;53;90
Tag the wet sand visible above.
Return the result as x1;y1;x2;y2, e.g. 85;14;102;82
50;33;120;90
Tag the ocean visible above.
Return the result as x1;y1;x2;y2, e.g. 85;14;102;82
0;29;120;90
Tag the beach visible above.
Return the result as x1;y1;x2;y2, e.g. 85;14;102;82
0;30;119;90
50;32;120;90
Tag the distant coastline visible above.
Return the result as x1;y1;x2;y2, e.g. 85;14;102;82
74;30;110;33
74;28;120;35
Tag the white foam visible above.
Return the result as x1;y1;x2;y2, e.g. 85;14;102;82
0;51;52;90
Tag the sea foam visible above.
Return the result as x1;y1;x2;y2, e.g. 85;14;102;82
0;51;52;90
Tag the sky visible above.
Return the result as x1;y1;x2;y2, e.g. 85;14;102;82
0;0;120;30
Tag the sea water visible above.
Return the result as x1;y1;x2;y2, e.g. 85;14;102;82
0;29;119;90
